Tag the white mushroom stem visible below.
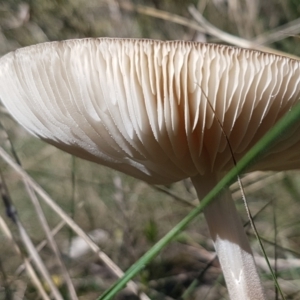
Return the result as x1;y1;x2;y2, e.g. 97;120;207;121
191;174;265;300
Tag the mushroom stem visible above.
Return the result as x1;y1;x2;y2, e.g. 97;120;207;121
191;174;265;300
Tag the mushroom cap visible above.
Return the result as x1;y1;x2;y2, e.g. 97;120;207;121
0;38;300;184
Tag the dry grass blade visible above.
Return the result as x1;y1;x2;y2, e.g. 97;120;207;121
118;1;206;33
188;4;300;60
15;201;85;276
23;182;78;300
0;173;64;300
1;121;77;298
1;120;71;285
0;216;51;300
255;255;300;272
118;1;299;60
254;17;300;45
15;218;66;276
15;219;64;300
0;146;150;300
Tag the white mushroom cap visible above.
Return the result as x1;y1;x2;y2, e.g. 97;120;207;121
0;38;300;184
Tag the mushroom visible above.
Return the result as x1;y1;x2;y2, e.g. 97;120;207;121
1;38;300;299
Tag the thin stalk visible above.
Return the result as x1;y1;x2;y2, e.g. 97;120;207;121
191;174;265;299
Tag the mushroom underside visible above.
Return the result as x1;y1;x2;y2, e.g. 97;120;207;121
1;38;300;299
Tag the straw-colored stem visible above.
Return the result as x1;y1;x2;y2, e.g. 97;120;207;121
191;174;265;300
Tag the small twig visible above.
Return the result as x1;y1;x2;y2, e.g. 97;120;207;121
151;185;196;207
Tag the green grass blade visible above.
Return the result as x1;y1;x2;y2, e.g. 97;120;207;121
99;101;300;300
